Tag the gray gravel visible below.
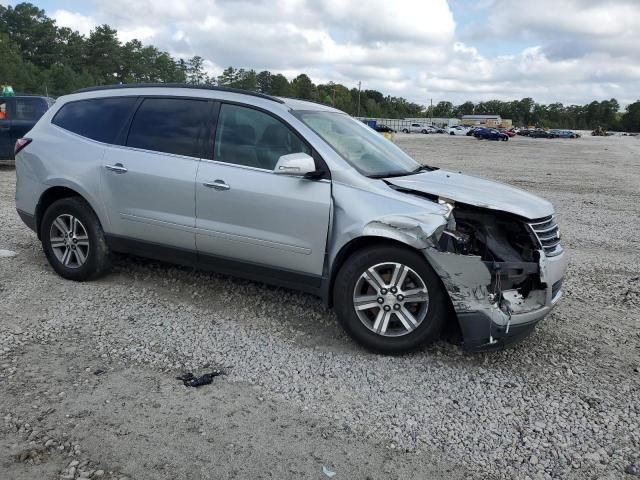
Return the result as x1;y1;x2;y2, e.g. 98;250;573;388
1;134;639;479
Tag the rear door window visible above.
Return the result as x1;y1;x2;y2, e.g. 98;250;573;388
126;98;210;158
14;98;48;121
53;97;138;144
214;103;310;170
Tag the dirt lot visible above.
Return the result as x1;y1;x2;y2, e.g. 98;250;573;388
1;134;639;480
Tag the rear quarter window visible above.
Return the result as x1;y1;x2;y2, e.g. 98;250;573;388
52;97;138;144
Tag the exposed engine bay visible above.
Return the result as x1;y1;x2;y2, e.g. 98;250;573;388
432;199;548;320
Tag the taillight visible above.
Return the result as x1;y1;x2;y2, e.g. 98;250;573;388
14;138;32;155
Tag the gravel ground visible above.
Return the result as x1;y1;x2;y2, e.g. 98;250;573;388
1;134;639;480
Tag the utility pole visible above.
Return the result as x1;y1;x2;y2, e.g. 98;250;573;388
430;98;433;126
357;81;361;117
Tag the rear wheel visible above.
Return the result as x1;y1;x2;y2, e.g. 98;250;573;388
402;128;409;133
41;197;111;281
333;246;447;353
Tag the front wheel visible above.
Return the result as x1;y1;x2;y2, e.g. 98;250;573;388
41;197;111;281
402;129;409;133
333;246;447;354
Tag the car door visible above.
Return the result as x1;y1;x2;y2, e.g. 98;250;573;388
0;98;12;159
195;102;331;280
101;96;212;252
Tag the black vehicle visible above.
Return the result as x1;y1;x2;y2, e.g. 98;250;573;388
466;127;481;136
0;95;51;160
374;124;395;133
518;129;531;136
529;129;551;139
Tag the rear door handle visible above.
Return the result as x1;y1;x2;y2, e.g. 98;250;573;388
0;125;9;131
104;163;128;174
203;179;230;191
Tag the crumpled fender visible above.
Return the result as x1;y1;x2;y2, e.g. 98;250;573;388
361;213;447;250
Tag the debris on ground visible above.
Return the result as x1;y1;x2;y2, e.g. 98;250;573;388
176;371;224;388
0;249;17;257
322;465;337;478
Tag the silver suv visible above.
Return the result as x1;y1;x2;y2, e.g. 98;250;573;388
15;84;567;353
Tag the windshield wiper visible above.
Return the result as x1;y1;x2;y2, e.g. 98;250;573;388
411;164;436;174
367;165;436;179
367;170;410;179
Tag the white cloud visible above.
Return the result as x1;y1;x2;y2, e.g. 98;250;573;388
52;9;95;37
50;0;640;107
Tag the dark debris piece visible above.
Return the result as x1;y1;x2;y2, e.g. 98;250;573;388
176;370;224;388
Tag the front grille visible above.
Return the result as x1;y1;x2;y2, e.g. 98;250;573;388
529;216;563;257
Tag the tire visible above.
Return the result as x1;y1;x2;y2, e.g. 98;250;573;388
421;129;428;134
333;246;447;354
41;197;111;281
502;136;509;141
449;132;455;135
402;129;409;133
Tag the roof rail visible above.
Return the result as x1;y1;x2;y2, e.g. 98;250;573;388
72;83;285;104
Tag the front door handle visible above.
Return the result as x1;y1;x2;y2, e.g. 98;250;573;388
203;179;230;191
104;163;128;174
0;124;9;131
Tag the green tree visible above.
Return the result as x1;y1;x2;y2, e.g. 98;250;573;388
269;73;291;96
85;25;121;84
622;101;640;132
291;74;314;100
256;70;272;93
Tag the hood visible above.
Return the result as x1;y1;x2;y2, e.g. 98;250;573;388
386;170;554;220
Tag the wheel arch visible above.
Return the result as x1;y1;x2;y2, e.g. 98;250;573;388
36;185;105;239
324;235;461;340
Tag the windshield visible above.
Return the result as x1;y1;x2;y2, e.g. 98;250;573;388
294;111;422;177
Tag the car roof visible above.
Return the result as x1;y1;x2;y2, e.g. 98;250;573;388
72;83;342;113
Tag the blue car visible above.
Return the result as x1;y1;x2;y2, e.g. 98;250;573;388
473;128;509;141
0;95;51;160
549;129;579;139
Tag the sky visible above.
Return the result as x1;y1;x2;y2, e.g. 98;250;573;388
7;0;640;107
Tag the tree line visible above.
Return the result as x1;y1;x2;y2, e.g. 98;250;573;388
1;2;639;131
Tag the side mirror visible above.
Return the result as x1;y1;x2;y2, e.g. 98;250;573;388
273;152;317;177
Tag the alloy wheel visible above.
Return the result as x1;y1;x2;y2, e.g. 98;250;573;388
49;214;90;268
352;262;429;337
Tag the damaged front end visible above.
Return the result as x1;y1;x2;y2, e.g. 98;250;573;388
424;200;567;350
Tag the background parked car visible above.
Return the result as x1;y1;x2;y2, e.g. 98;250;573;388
447;125;470;136
401;123;429;134
529;129;552;139
0;95;52;160
549;129;579;138
425;125;446;134
374;124;395;133
474;128;509;141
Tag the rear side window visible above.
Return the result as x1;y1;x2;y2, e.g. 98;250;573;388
15;98;48;121
126;98;210;158
53;97;137;144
